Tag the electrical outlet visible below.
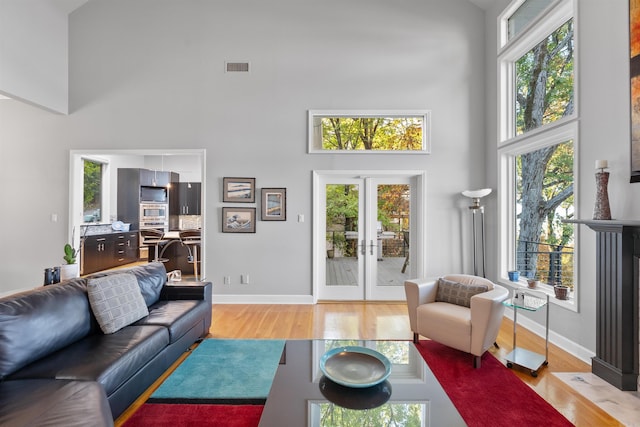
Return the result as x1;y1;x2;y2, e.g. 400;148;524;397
241;274;250;284
224;276;231;285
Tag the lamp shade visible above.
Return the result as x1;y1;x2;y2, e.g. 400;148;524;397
461;188;492;199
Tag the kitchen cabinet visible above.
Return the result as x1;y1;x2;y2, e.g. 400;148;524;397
82;232;139;275
178;183;201;215
118;168;179;230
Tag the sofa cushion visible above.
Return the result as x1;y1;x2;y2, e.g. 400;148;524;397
435;278;488;308
0;280;95;379
88;262;167;307
88;274;149;334
8;325;169;396
0;379;113;427
135;300;209;343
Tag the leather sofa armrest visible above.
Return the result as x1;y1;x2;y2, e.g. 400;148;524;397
470;284;509;355
160;281;212;306
404;278;438;332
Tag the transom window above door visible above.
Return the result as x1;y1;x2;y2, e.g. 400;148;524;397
308;110;431;154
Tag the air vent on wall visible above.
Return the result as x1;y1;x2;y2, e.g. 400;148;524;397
225;61;250;73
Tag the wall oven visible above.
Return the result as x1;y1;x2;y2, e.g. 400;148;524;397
139;203;168;231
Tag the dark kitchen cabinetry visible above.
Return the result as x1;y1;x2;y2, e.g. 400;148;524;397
178;183;201;215
82;232;139;275
118;168;179;230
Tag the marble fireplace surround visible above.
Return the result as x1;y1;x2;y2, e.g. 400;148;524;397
566;219;640;391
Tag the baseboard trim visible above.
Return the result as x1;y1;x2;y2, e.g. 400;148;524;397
212;294;315;304
503;307;595;365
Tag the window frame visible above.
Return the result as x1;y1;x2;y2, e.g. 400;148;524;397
81;156;110;225
497;0;579;310
307;110;431;154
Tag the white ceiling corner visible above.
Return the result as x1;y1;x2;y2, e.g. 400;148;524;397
50;0;89;15
467;0;498;10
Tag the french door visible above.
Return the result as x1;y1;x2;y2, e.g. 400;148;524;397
313;171;425;301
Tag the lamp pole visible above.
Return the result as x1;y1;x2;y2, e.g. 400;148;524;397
462;189;491;278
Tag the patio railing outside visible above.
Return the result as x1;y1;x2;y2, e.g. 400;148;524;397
517;239;574;287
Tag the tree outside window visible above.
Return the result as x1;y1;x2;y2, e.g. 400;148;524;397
498;0;577;299
83;159;103;223
309;111;430;153
514;19;574;287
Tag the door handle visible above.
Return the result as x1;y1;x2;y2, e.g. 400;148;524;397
360;240;366;256
370;240;376;255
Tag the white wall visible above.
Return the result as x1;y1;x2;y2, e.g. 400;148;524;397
0;0;486;297
0;0;69;113
484;0;640;357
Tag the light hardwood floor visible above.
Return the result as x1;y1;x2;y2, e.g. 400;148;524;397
116;302;624;426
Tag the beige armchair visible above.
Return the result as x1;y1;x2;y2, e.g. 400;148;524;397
405;274;509;368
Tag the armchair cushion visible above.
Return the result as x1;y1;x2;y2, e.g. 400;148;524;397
435;278;489;308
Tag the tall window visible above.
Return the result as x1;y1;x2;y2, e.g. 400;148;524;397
498;0;577;306
83;159;104;223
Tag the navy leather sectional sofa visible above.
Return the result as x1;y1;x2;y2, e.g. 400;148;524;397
0;262;212;426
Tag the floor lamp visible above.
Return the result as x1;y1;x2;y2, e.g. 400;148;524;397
461;188;492;278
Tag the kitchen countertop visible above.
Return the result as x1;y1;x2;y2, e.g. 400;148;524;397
81;224;136;236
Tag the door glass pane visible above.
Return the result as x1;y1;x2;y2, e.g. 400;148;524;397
325;184;359;287
375;184;410;287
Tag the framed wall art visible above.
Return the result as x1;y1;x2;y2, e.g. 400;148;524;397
261;188;286;221
222;207;256;233
631;0;640;181
223;177;256;202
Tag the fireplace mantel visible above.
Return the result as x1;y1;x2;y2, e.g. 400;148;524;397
565;219;639;390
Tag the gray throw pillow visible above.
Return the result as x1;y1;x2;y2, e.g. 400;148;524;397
435;277;489;308
87;273;149;334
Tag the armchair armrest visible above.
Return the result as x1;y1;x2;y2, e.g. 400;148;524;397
470;284;509;355
160;281;212;306
404;278;438;332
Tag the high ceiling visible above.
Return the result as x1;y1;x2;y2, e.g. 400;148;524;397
54;0;497;15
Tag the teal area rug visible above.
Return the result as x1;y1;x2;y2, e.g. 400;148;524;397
149;339;285;404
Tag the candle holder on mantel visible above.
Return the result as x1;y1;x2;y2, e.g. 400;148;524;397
593;160;611;220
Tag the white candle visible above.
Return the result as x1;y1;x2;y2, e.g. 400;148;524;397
595;160;608;169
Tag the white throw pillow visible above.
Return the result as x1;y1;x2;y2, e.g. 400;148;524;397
87;273;149;334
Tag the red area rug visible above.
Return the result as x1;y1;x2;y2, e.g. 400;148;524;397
123;340;572;427
415;340;573;427
122;403;263;427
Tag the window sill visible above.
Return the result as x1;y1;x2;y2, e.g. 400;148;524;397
498;279;577;312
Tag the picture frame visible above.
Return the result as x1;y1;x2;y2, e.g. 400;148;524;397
223;177;256;202
222;207;256;233
261;188;287;221
631;0;640;182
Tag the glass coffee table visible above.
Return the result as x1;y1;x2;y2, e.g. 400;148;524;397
258;340;465;426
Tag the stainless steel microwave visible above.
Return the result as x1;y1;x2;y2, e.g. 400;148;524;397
140;186;167;203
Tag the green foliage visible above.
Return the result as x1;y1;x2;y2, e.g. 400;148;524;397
325;184;409;256
516;19;574;134
63;243;78;264
319;402;423;426
84;160;102;221
321;117;423;151
514;18;575;285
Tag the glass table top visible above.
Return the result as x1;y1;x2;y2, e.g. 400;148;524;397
258;340;465;427
503;291;549;311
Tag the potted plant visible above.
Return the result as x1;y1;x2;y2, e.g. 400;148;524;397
553;282;570;300
60;243;80;281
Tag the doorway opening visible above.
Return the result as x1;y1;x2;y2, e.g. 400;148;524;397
69;149;206;279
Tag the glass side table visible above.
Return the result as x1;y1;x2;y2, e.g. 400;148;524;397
502;290;549;377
